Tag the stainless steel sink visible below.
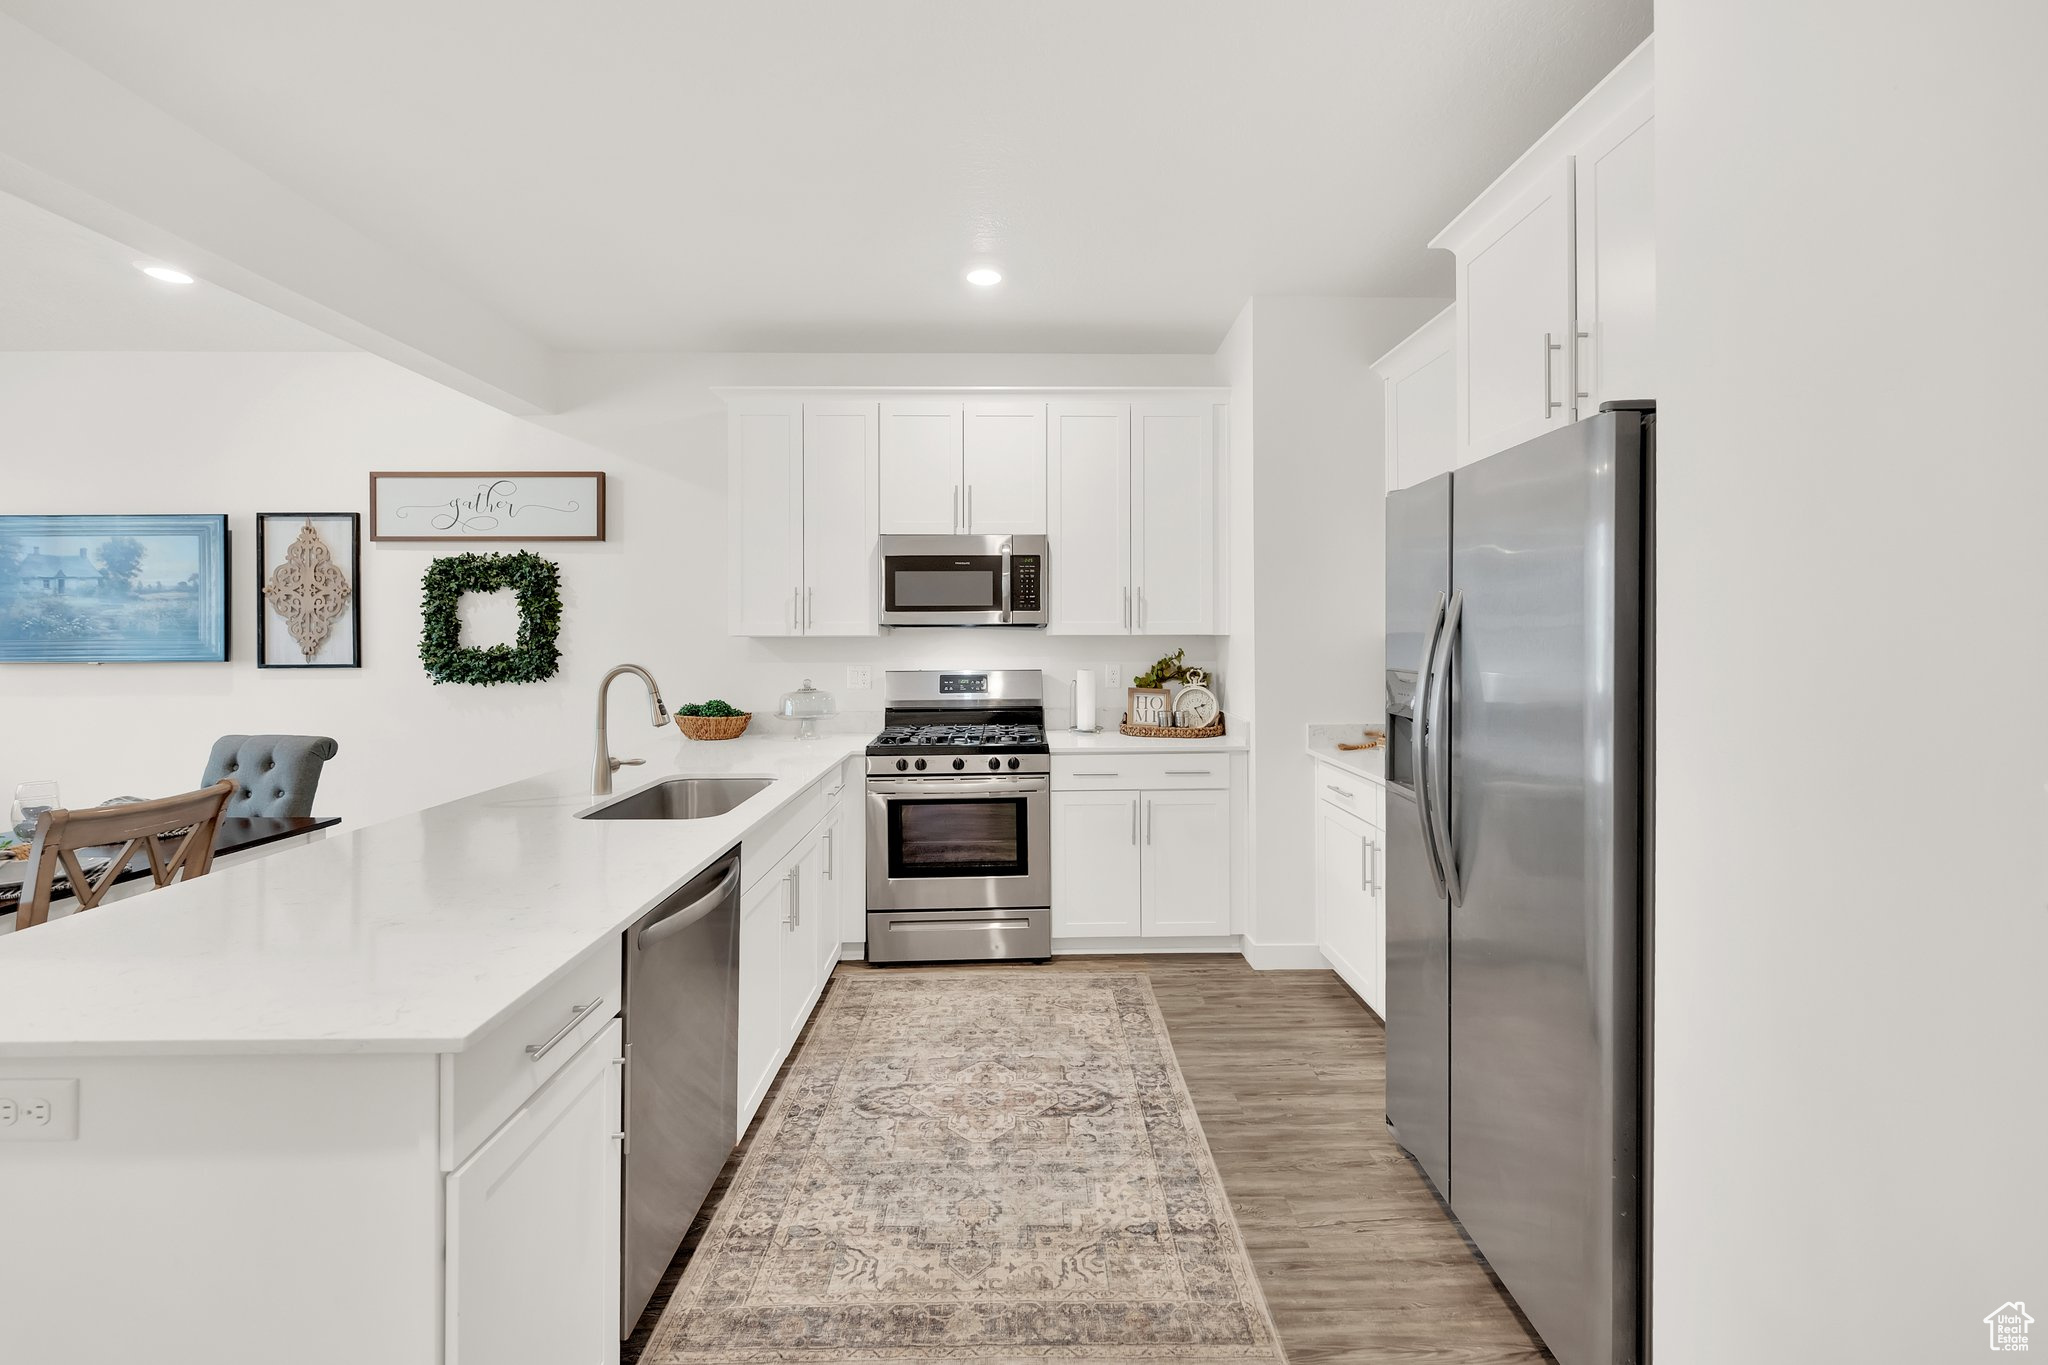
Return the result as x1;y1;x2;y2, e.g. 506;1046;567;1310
579;777;773;820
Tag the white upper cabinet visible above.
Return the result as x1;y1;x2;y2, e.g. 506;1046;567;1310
801;401;879;636
1374;305;1458;494
1046;401;1132;634
1132;400;1217;636
1574;86;1656;412
1449;161;1578;463
879;401;965;534
727;400;803;636
962;400;1047;533
1431;37;1653;465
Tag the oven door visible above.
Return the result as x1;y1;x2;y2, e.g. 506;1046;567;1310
866;775;1050;911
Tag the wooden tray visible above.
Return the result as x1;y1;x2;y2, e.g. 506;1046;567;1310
1118;711;1226;740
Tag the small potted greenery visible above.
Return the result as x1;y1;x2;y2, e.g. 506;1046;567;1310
672;698;752;741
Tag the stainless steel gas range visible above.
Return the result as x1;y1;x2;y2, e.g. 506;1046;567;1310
864;669;1052;964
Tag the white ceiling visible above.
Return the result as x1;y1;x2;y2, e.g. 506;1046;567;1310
0;191;351;351
1;0;1650;355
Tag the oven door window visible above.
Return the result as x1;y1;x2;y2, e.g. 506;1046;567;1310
887;796;1030;878
884;556;1002;613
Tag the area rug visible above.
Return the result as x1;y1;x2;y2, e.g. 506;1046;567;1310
643;971;1287;1363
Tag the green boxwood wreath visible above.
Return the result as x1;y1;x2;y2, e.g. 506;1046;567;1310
418;551;563;686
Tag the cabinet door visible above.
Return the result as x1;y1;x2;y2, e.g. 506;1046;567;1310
1574;89;1655;413
738;869;789;1135
962;400;1047;533
1456;159;1576;463
727;401;803;635
1368;824;1387;1017
1315;802;1378;1013
833;762;867;950
803;401;879;636
1379;308;1459;494
879;401;963;534
446;1018;621;1365
815;810;845;981
1046;401;1132;634
1131;401;1217;635
782;840;825;1047
1140;789;1230;936
1051;789;1142;937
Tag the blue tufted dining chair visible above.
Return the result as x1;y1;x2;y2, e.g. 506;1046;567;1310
200;735;340;819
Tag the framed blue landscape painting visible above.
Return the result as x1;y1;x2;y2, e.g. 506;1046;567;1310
0;514;230;662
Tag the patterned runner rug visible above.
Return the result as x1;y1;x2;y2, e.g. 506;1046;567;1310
644;971;1286;1363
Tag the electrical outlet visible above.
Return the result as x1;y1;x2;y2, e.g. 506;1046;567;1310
846;665;873;690
1102;663;1120;690
0;1079;78;1141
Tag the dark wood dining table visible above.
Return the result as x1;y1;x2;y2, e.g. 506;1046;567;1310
0;815;340;912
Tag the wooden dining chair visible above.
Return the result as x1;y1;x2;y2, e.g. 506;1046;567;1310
14;778;236;930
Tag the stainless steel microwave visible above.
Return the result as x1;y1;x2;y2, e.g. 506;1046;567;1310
879;535;1047;627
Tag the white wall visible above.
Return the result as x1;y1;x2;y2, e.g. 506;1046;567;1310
1238;296;1447;960
1654;3;2048;1361
0;350;1223;828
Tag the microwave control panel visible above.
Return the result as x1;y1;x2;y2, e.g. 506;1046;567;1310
1011;556;1041;611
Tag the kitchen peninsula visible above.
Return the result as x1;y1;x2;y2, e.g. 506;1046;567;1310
0;733;867;1365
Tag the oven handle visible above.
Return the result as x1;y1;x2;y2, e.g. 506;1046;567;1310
867;777;1048;797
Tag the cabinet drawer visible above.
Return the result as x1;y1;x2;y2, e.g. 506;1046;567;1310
444;939;623;1169
1053;752;1230;791
741;772;833;894
1315;762;1380;827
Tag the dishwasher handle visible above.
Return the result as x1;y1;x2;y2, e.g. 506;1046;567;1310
636;857;739;948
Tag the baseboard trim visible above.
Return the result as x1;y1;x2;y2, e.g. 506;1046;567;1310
1240;939;1329;971
1051;935;1240;956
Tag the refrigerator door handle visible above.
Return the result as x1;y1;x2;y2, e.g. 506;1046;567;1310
1413;592;1450;896
1426;591;1465;906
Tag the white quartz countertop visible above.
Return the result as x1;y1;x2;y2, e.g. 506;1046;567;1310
1047;728;1247;754
1307;723;1388;782
0;734;866;1058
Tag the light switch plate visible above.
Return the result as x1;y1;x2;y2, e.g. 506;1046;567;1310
0;1079;79;1141
846;665;872;690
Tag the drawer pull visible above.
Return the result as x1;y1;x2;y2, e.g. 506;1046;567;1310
526;996;604;1060
1164;769;1214;776
1072;771;1121;777
1326;783;1356;799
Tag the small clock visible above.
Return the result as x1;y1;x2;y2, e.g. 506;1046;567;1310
1173;677;1220;729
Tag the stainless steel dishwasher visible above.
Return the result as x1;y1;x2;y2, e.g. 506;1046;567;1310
620;848;740;1338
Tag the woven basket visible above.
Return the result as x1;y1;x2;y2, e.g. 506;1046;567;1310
675;712;752;741
1118;710;1226;740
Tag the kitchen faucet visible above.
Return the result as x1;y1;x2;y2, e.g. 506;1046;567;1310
593;664;671;796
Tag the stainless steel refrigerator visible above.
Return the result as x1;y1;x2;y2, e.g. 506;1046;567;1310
1384;402;1652;1365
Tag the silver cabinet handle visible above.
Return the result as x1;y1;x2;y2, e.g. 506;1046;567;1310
1130;798;1138;845
1073;770;1121;777
1362;836;1372;893
806;586;814;628
952;485;961;532
792;586;801;633
1144;799;1152;845
1136;586;1145;631
1574;329;1591;409
824;828;835;880
782;869;797;927
526;997;604;1060
1326;783;1355;799
1543;332;1564;415
613;1049;629;1152
966;484;974;529
1166;769;1214;777
1122;585;1130;630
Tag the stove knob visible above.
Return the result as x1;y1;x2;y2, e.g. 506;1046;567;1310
1008;757;1021;770
952;757;966;771
988;757;1001;771
914;758;927;771
896;758;908;771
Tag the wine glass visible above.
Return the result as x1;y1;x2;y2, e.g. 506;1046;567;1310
10;781;60;841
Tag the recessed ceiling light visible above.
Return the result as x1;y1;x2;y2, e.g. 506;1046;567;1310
965;267;1003;287
137;264;195;285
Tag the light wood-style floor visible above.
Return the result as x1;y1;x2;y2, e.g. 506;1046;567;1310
627;955;1550;1364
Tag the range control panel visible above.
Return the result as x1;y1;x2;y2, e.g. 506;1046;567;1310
938;673;989;695
1011;556;1042;611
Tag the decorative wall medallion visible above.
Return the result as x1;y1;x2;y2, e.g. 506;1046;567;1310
256;513;361;669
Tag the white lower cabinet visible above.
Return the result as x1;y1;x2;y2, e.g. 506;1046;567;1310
784;836;827;1042
1051;789;1143;937
1140;789;1232;936
738;865;793;1135
1314;784;1386;1016
736;797;843;1139
446;1017;622;1365
1050;767;1230;941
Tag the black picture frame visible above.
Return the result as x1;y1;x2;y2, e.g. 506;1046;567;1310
255;512;362;670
